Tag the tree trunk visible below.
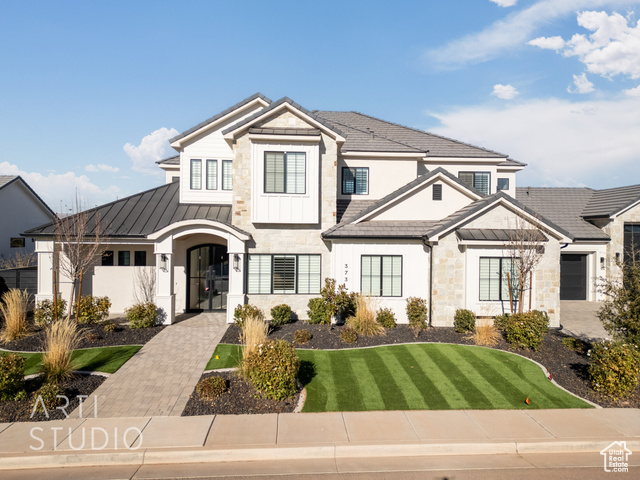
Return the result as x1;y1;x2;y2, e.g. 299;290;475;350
53;270;58;322
76;270;84;324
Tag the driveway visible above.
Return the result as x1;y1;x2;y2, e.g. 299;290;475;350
559;301;610;341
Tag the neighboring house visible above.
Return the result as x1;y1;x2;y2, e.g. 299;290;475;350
24;93;640;326
0;175;55;263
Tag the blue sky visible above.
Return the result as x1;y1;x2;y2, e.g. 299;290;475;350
1;0;639;211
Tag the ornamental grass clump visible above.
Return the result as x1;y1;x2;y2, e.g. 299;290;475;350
241;312;269;357
41;319;82;384
473;323;501;347
0;289;31;342
454;309;476;333
347;296;385;336
588;341;640;399
242;339;300;400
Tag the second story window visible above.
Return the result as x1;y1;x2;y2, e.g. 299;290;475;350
222;160;233;190
206;160;217;190
190;159;202;190
497;178;510;191
459;172;490;195
342;167;369;195
264;152;306;194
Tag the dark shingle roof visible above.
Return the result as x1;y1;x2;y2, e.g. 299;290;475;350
170;93;272;144
24;182;249;239
336;199;378;223
516;187;609;241
322;220;439;239
457;228;548;243
582;184;640;218
0;175;18;189
314;111;508;158
156;155;180;165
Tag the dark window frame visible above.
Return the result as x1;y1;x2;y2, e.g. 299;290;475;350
341;167;369;195
246;254;321;294
497;178;510;191
263;151;306;195
360;255;403;297
624;223;640;264
478;256;519;302
459;171;491;195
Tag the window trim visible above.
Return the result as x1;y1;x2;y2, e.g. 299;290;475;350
246;254;321;294
478;256;519;302
222;160;233;191
459;171;491;195
497;177;510;191
360;255;403;297
341;167;369;195
190;159;202;190
206;159;218;190
263;151;307;195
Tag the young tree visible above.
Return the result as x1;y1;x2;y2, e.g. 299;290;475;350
133;266;156;304
54;195;104;321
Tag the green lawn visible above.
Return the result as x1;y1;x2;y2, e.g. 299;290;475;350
10;346;142;376
205;343;243;370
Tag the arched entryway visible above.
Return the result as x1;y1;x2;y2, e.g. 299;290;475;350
187;244;229;311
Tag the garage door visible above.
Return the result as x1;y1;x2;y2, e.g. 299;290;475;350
560;254;587;300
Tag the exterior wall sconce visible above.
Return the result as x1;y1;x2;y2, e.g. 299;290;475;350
616;252;621;262
233;254;241;271
600;257;605;270
160;254;168;272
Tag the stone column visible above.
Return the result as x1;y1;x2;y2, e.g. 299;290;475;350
35;239;55;303
154;235;175;324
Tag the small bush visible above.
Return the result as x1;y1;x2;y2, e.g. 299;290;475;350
103;320;118;333
0;352;26;401
33;382;65;412
34;299;67;327
454;309;476;333
41;319;82;384
497;310;549;350
234;304;264;327
474;324;501;346
562;336;589;354
320;278;357;321
74;296;111;324
84;331;101;343
406;297;428;336
376;308;396;329
241;313;269;357
126;302;158;328
340;327;358;344
588;341;640;398
196;376;227;402
270;304;292;326
347;296;385;336
307;297;333;325
243;339;300;400
293;329;312;344
0;289;31;342
493;313;509;331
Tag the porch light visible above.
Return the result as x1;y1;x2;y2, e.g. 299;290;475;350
616;252;621;262
160;254;168;272
233;254;241;271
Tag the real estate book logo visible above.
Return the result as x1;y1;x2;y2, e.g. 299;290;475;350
601;441;631;473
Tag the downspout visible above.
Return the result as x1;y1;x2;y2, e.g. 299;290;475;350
422;237;433;327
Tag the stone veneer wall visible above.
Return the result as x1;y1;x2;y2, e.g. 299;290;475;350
431;233;465;326
231;110;338;318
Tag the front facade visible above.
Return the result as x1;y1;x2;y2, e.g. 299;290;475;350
25;94;640;327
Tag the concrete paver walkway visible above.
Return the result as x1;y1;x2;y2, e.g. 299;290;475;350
560;301;610;341
75;312;227;418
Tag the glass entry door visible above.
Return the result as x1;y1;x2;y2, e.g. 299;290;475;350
188;244;229;311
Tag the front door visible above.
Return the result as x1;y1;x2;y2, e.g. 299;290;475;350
188;244;228;311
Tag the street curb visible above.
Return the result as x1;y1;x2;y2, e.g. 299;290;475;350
1;439;638;471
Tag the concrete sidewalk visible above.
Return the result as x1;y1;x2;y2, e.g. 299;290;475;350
0;409;638;471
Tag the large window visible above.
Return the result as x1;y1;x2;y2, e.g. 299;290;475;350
190;159;202;190
247;254;320;294
479;257;519;301
222;160;233;190
342;167;369;195
134;251;147;267
624;224;640;263
118;251;131;266
264;152;306;194
206;160;217;190
459;172;490;195
497;178;510;191
361;255;402;297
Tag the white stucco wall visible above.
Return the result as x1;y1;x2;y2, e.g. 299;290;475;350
93;266;156;313
337;158;418;200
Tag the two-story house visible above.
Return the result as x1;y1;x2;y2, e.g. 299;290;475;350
25;93;640;327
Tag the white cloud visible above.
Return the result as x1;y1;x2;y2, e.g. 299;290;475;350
490;0;519;7
425;0;637;68
530;10;640;79
428;96;640;188
528;35;566;50
85;163;120;173
624;84;640;95
0;162;121;211
123;127;178;176
568;72;596;93
492;84;519;99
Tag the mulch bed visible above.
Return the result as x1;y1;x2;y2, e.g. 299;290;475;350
220;321;639;409
0;374;106;422
0;320;165;352
182;370;300;416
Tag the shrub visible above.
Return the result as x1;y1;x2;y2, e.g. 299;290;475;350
562;336;589;354
84;331;101;343
454;309;476;333
307;297;333;325
34;299;67;327
320;278;357;321
406;297;428;336
0;289;31;342
196;376;227;402
493;313;509;331
347;296;385;336
270;304;292;326
588;341;640;398
474;324;501;346
103;320;118;333
293;329;312;344
340;327;358;344
376;308;396;329
234;304;264;327
126;302;158;328
497;310;549;350
41;319;82;384
33;382;65;412
243;339;300;400
74;296;111;324
0;352;26;401
241;313;269;357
